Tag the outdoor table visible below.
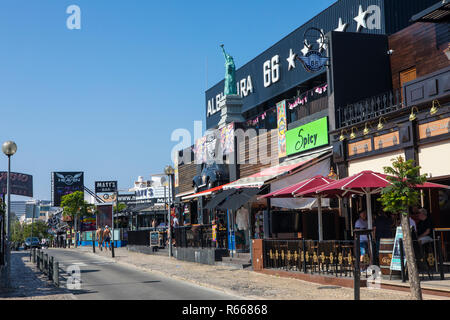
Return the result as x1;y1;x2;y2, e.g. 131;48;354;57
433;228;450;272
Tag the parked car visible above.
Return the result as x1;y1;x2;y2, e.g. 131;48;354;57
24;237;41;250
193;163;229;193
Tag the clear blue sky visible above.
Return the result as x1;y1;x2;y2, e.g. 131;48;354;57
0;0;336;201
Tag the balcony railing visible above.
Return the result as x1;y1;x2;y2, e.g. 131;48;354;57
336;89;403;129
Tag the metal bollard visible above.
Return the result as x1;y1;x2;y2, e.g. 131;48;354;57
40;251;44;271
43;253;48;275
53;261;59;287
36;249;40;268
32;248;36;263
49;256;54;281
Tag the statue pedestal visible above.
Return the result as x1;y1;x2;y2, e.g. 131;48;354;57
217;95;245;128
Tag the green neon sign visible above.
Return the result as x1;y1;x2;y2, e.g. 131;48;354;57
286;117;329;156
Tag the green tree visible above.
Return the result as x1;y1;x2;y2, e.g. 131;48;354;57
11;220;24;244
61;191;93;247
379;156;426;300
23;220;51;240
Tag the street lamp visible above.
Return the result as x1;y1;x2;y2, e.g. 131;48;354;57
1;141;17;288
164;165;174;258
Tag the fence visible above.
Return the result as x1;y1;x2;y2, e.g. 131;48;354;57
174;224;227;249
128;227;168;247
262;238;446;280
263;240;357;277
336;88;403;129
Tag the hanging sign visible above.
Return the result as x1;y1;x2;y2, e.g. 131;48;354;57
95;181;117;193
277;100;287;158
285;117;329;156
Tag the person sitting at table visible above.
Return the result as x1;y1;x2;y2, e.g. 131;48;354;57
416;208;434;245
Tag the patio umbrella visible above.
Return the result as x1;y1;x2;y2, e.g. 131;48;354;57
296;170;450;230
260;175;335;241
258;175;335;199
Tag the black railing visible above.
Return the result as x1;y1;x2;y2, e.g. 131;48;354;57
262;238;446;280
337;89;403;129
263;240;358;277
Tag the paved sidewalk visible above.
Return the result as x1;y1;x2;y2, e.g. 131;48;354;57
0;251;76;300
69;246;448;300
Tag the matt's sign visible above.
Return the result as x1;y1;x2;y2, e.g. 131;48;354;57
95;181;118;193
286;117;328;156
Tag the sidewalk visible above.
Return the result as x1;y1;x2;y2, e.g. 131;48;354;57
0;251;76;300
71;246;449;300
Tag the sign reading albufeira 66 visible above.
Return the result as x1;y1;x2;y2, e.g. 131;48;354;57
285;117;329;156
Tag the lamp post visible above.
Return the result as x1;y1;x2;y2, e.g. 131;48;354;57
2;141;17;288
164;165;174;258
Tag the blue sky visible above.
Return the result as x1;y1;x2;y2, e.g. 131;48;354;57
0;0;336;200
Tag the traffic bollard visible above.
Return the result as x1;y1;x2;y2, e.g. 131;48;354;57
49;256;54;281
53;261;59;287
32;248;36;263
43;253;48;275
36;249;40;268
40;251;44;272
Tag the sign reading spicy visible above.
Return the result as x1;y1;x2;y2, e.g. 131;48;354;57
285;117;329;156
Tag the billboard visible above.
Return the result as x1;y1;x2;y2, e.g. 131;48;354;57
96;204;113;229
80;215;96;232
285;117;329;156
95;181;117;193
52;172;84;207
0;172;33;197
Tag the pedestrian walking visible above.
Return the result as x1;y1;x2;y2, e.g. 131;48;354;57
103;225;112;251
96;226;104;251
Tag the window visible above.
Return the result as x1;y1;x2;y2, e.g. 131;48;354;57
400;67;417;103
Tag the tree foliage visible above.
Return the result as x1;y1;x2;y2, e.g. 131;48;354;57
379;156;426;300
379;156;427;216
61;191;93;222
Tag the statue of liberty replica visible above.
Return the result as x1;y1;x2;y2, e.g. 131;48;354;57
221;44;237;95
217;44;244;128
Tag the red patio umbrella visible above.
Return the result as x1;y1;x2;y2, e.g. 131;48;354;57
258;175;335;199
258;175;335;241
296;170;450;231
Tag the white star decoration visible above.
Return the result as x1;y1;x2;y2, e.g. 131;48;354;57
354;5;368;32
286;49;296;70
301;42;311;56
316;29;327;52
335;18;348;32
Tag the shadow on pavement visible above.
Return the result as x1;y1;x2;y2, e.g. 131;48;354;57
0;252;72;299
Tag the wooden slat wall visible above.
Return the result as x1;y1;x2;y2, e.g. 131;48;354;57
177;163;197;194
238;129;279;178
389;22;450;90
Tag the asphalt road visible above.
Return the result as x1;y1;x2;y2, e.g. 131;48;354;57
43;248;239;300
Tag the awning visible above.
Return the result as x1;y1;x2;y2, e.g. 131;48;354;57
204;189;236;210
223;147;332;190
411;0;450;23
176;189;195;200
217;188;262;211
181;182;232;201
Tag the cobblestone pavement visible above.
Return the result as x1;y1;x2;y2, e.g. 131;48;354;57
0;251;76;300
69;246;448;300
